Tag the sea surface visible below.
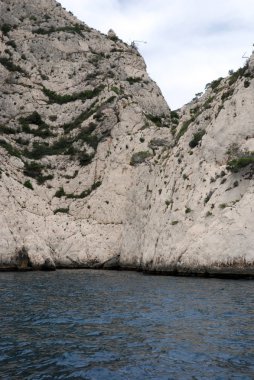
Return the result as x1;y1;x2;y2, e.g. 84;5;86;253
0;270;254;380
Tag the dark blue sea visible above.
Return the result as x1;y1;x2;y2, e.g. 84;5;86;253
0;270;254;379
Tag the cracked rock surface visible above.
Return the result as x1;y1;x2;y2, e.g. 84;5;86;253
0;0;254;276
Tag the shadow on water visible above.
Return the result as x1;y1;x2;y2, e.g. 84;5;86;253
0;270;254;379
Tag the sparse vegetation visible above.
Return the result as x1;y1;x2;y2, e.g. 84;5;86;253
34;23;86;36
148;138;170;150
54;207;69;214
170;111;179;131
19;112;53;137
215;104;224;119
111;86;120;95
55;186;65;198
126;77;142;85
130;151;152;166
221;88;234;102
145;114;169;128
207;77;223;91
63;107;97;133
226;144;254;173
23;161;44;181
1;24;12;35
6;40;17;49
190;106;201;116
0;57;25;74
106;95;116;104
64;170;78;179
0;139;21;158
66;181;102;199
189;129;206;148
79;152;94;166
109;35;119;42
49;115;57;122
0;125;19;135
53;181;102;200
23;124;99;161
170;110;179;120
227;155;254;173
15;137;29;146
43;85;104;104
228;64;249;86
78;127;99;149
37;174;54;185
20;112;42;125
203;96;214;109
24;141;58;160
23;161;52;185
204;190;214;204
176;118;194;141
24;180;33;190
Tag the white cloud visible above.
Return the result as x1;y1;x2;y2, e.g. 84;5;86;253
59;0;254;109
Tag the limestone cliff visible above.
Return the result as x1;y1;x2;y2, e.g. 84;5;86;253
0;0;254;276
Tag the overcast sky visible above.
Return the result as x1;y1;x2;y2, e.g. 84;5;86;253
59;0;254;109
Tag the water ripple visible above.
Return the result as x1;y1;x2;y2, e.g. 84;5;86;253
0;270;254;379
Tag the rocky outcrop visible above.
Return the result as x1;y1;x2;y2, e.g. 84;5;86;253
0;0;254;276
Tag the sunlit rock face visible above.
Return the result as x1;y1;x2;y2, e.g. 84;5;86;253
0;0;254;276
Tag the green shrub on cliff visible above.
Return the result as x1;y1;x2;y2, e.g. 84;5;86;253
1;24;11;35
227;155;254;173
55;186;65;198
189;129;206;148
130;151;152;166
43;85;104;104
226;144;254;173
0;139;21;158
176;118;194;141
24;180;33;190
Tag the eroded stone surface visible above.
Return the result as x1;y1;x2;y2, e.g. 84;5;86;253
0;0;254;275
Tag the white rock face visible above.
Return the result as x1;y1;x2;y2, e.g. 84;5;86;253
0;0;254;276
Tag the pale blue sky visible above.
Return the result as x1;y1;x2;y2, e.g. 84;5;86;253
59;0;254;109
